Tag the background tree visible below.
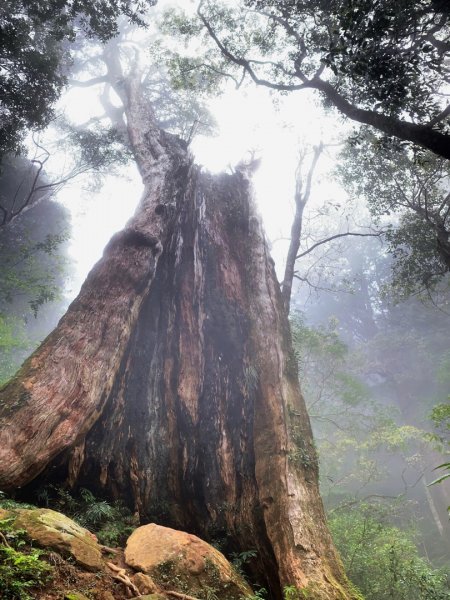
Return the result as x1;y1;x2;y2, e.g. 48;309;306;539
163;0;450;160
337;132;450;300
293;234;450;566
0;155;71;384
0;0;156;157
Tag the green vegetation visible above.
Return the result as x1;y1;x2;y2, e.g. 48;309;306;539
0;517;52;600
330;507;450;600
0;0;156;157
162;0;450;158
337;134;450;299
291;307;450;587
230;549;257;577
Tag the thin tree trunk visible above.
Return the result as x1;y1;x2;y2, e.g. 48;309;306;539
281;145;323;314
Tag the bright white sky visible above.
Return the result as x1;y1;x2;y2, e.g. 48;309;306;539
44;0;353;299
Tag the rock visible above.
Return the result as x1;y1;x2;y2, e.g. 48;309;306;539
10;508;103;571
93;592;116;600
131;596;166;600
133;572;158;594
125;524;252;600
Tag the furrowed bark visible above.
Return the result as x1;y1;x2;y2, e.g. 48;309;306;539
6;168;357;599
0;49;357;597
0;129;192;489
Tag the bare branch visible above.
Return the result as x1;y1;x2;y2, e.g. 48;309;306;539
295;230;385;260
281;143;324;314
68;76;108;88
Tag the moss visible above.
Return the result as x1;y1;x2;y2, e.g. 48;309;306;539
64;593;91;600
153;558;189;592
11;509;103;572
204;557;222;588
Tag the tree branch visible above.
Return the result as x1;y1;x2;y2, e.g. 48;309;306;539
308;78;450;161
69;76;108;88
296;230;384;260
427;103;450;127
197;6;309;90
281;143;324;314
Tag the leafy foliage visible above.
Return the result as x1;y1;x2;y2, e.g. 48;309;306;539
291;315;433;509
429;402;450;448
337;131;450;298
0;517;52;600
0;0;156;156
330;507;450;600
248;0;449;119
162;0;450;156
230;549;257;577
36;486;136;547
0;158;70;384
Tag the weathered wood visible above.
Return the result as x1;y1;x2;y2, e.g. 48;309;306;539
0;130;192;489
3;168;356;599
0;45;357;597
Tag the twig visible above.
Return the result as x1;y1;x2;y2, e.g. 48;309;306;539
0;531;11;547
295;230;384;260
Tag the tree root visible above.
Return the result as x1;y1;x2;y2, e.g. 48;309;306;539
100;544;120;555
106;561;141;597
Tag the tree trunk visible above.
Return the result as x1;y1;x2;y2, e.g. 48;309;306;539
0;71;357;597
0;160;356;600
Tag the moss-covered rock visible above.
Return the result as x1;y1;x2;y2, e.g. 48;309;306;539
7;508;104;571
65;593;91;600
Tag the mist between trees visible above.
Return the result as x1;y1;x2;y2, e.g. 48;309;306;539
0;1;449;600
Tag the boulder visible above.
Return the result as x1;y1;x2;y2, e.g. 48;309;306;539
125;524;252;600
10;508;103;571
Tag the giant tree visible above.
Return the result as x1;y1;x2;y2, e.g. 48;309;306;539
0;23;358;600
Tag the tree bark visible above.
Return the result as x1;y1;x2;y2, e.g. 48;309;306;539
0;164;357;600
310;79;450;162
0;55;358;598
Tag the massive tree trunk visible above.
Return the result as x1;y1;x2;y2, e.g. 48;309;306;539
0;161;356;599
0;63;357;599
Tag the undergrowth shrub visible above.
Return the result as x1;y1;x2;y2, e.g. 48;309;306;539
36;485;136;546
0;517;52;600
